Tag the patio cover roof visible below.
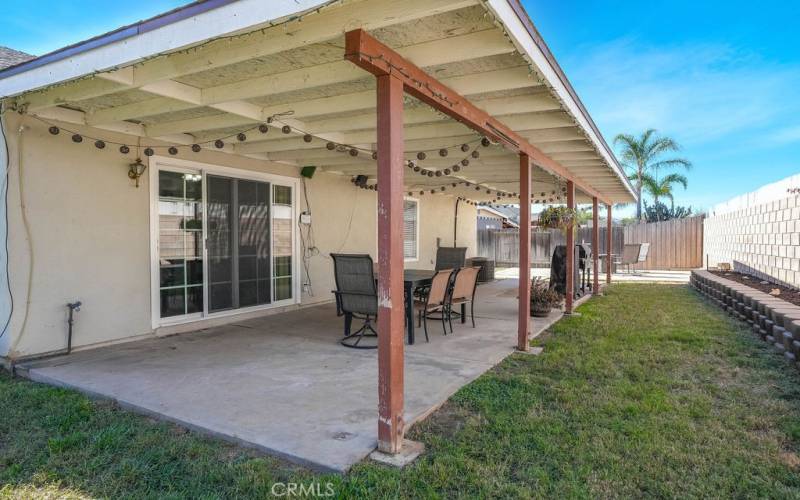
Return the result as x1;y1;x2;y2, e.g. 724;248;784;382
0;0;636;205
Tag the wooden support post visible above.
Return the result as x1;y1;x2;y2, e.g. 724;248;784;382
517;153;531;351
592;196;600;294
565;181;575;314
376;73;405;454
606;204;613;285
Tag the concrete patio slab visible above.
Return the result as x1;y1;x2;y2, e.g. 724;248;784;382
18;279;565;473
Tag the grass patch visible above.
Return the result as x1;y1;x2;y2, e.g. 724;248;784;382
2;284;800;498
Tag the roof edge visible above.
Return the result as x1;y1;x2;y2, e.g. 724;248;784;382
0;0;240;79
499;0;637;203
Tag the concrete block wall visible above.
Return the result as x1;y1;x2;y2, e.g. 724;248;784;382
704;175;800;289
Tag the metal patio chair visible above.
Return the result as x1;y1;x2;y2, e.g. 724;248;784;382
449;266;480;328
331;253;378;349
414;268;454;341
614;243;641;274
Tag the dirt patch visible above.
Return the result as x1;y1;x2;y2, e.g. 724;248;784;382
781;451;800;470
410;401;484;441
709;270;800;307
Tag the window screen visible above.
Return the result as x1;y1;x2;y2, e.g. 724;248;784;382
403;199;418;260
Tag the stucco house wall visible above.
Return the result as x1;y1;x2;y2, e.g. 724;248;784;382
0;113;476;360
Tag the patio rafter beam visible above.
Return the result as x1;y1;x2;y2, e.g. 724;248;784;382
343;29;610;204
12;0;477;110
234;111;573;155
147;65;540;143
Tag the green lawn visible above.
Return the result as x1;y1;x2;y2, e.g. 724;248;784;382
2;284;800;498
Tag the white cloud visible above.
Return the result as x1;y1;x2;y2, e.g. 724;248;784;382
768;125;800;145
562;38;800;147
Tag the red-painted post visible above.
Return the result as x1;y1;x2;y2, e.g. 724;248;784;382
606;204;613;285
376;73;405;454
592;196;600;294
517;153;531;351
565;181;575;314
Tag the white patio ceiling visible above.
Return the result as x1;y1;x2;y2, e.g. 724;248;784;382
1;0;635;205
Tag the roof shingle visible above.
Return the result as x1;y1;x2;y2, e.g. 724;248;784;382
0;46;34;71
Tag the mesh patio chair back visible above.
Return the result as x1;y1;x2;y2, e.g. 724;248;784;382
620;244;641;265
435;247;467;271
452;266;480;301
427;269;454;306
331;254;377;316
637;243;650;263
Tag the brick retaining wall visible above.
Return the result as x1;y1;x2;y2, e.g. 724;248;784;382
691;270;800;369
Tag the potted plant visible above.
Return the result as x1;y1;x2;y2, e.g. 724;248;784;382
530;278;563;317
537;205;579;232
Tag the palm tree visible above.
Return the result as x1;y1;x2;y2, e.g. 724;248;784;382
613;129;692;220
641;172;688;212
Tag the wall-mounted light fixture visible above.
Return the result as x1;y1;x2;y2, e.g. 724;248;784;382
128;158;147;187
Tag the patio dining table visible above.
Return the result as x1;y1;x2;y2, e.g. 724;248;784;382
374;268;435;345
402;269;435;345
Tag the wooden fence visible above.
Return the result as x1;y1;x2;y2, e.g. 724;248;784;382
477;215;704;270
623;215;704;270
478;226;624;267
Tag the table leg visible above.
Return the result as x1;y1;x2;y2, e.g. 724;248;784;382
461;303;466;324
405;282;415;345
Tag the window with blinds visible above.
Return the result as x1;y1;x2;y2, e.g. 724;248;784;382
403;199;418;260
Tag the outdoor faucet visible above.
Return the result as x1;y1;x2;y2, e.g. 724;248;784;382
66;301;82;354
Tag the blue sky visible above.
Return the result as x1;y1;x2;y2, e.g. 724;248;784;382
3;1;799;213
522;0;800;212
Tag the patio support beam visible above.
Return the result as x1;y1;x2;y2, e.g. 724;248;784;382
606;204;613;285
592;196;600;294
343;28;610;205
517;153;531;351
565;180;575;314
375;73;406;455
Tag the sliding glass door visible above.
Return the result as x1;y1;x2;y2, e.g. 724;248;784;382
157;170;204;318
154;162;294;324
207;175;272;312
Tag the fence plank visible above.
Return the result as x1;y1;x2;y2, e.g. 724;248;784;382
477;217;702;270
622;215;704;270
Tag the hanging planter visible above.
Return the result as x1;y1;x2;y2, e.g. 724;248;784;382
537;206;579;232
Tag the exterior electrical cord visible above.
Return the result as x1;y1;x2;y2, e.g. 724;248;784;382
0;110;13;340
9;116;33;356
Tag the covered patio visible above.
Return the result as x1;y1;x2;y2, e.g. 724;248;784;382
19;279;563;472
0;0;636;468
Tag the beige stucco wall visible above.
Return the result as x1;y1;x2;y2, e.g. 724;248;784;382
0;114;476;359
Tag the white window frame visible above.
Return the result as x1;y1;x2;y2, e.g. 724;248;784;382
149;156;300;329
403;196;420;263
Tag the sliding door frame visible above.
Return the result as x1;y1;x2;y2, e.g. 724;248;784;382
149;156;300;329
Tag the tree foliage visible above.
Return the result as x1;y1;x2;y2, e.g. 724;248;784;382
643;200;694;222
614;129;692;220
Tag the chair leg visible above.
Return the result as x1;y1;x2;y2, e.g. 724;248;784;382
441;309;447;335
471;301;475;328
340;315;378;349
447;305;454;333
460;303;466;324
423;312;429;342
344;313;352;337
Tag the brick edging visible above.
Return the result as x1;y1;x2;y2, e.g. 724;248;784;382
691;270;800;369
